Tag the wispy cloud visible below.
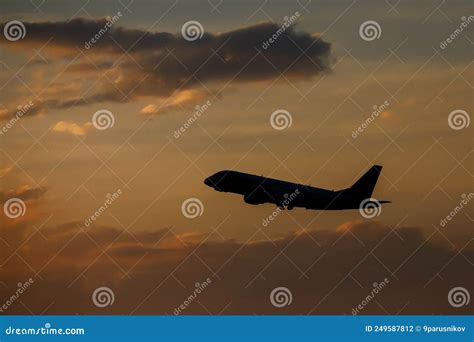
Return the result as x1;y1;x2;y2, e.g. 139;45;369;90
52;121;93;136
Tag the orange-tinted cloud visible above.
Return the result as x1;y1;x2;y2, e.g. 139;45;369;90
0;165;14;178
140;90;208;115
52;121;93;136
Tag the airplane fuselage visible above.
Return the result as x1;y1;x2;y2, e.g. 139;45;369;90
204;169;387;210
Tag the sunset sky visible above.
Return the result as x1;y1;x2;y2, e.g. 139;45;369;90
0;0;472;315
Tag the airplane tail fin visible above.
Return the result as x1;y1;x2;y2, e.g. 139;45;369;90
347;165;382;199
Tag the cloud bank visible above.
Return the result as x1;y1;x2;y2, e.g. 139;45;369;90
0;19;332;120
1;197;472;315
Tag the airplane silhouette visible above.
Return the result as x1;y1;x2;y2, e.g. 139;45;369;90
204;165;390;210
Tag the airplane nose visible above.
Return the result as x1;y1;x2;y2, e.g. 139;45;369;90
204;177;212;187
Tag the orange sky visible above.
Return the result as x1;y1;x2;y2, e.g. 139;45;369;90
0;0;472;315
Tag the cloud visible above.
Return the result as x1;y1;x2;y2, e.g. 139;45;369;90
0;165;14;178
140;89;208;115
0;19;332;120
52;121;93;136
1;211;472;315
0;185;46;203
0;185;47;242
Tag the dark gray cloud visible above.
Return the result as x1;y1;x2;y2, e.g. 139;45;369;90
0;19;332;119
